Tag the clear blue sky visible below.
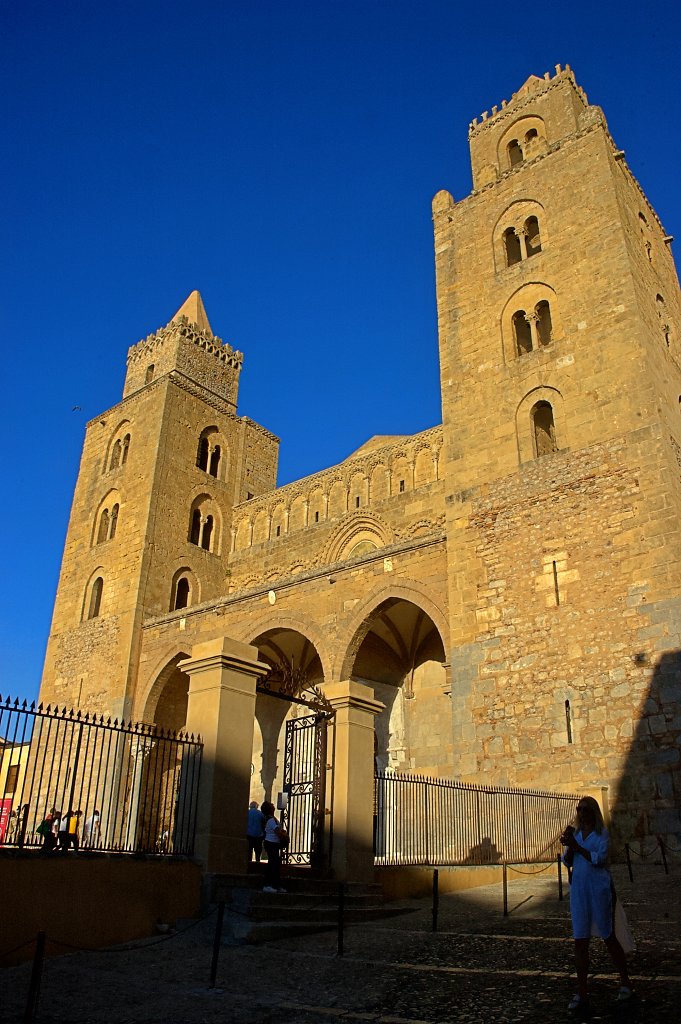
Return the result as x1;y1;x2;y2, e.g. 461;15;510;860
1;1;679;707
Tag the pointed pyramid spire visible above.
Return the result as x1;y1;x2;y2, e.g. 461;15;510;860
514;74;544;99
171;290;213;334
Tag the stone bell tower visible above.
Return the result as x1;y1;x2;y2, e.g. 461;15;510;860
40;292;279;721
433;65;681;837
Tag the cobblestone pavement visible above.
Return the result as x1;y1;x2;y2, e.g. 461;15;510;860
1;864;679;1023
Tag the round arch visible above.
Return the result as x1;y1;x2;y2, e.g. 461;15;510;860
234;613;333;685
338;584;449;774
139;648;192;730
338;581;448;681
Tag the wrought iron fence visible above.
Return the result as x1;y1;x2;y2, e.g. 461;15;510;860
374;770;579;866
0;695;202;855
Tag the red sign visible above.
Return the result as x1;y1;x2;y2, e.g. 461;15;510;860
0;798;12;845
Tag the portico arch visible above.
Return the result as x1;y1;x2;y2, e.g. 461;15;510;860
340;587;448;773
243;623;327;807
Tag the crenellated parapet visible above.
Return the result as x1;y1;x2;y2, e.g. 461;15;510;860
123;312;243;407
468;64;586;136
229;425;443;555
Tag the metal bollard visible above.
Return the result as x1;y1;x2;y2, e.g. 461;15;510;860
209;901;225;989
23;931;46;1024
502;863;508;917
658;837;669;875
557;853;563;901
432;869;439;932
337;882;345;958
625;843;634;883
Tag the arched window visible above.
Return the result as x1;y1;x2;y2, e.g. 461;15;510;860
532;401;557;457
503;228;522;266
201;515;214;551
536;301;553;346
121;434;130;465
189;508;201;545
88;577;103;619
145;364;155;384
507;139;523;167
196;436;209;472
109;439;122;470
209;444;221;478
513;310;532;355
109;504;119;539
524;216;542;257
97;508;109;544
525;128;538;144
173;577;190;611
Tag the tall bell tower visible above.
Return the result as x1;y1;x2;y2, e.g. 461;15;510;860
433;65;681;834
40;292;279;721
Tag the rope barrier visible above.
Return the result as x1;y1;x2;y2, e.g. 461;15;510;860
40;903;220;955
506;861;555;876
0;937;37;961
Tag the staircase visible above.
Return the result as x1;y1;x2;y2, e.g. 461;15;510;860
209;869;409;944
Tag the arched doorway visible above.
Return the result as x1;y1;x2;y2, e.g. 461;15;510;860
249;627;329;866
134;652;192;852
347;598;448;774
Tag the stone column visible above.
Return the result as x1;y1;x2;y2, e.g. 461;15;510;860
325;680;385;883
179;638;269;873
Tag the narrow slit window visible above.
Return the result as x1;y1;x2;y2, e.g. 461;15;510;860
197;436;209;471
201;515;213;551
503;227;522;266
536;300;553;346
524;216;542;257
532;401;557;457
565;699;573;743
513;310;532;355
209;444;221;477
173;577;190;611
97;509;109;544
88;577;103;619
508;139;523;167
399;479;405;493
189;508;201;545
109;504;119;540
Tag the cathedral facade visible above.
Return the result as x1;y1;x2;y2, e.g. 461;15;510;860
40;66;681;846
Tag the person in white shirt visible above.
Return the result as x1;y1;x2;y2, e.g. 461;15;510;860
83;810;101;847
260;800;286;893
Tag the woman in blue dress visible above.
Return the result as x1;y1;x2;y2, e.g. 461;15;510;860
561;796;633;1013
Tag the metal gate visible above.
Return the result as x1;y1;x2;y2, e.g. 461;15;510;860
280;713;329;867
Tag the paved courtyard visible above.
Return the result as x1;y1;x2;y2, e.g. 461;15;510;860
1;863;679;1023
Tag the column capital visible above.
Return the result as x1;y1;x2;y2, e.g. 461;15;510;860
179;637;269;681
324;679;385;717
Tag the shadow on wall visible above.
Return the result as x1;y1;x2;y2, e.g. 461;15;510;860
608;648;681;855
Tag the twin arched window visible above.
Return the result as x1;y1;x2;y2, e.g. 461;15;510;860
109;433;130;471
513;301;553;356
196;430;222;478
189;508;214;551
507;128;542;170
503;216;542;267
96;503;119;543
